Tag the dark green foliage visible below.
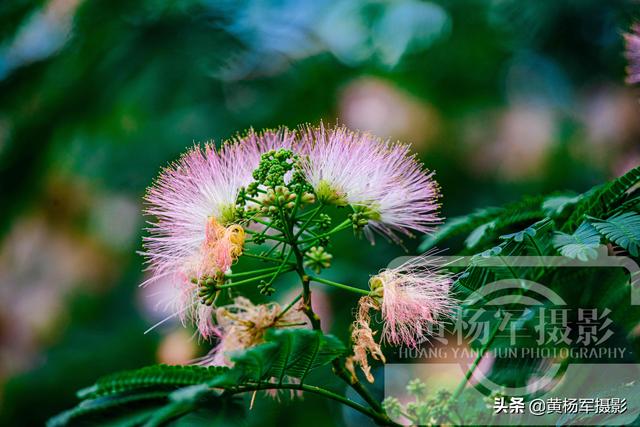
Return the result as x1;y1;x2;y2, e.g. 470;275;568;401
429;168;640;259
428;169;640;404
562;166;640;233
591;212;640;257
419;207;505;252
49;329;345;426
420;196;548;252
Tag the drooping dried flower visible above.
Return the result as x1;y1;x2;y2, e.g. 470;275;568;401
201;296;308;366
348;296;386;383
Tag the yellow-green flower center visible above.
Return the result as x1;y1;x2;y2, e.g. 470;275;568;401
315;180;348;206
218;204;237;225
368;276;385;298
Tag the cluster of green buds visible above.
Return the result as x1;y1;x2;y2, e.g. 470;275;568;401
382;380;476;426
381;397;403;420
260;185;314;215
349;205;380;236
257;279;276;296
303;246;333;273
193;273;224;306
235;149;316;222
317;213;332;231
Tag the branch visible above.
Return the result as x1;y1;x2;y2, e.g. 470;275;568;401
229;383;400;426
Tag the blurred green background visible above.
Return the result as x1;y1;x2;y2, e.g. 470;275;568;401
0;0;639;425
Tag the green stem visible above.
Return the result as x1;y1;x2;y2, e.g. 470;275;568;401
224;265;286;279
331;359;385;413
452;315;501;399
229;383;399;426
289;188;303;220
299;219;351;245
261;249;294;288
245;228;286;240
296;205;322;218
297;268;321;329
294;205;324;239
247;234;287;243
263;241;284;258
246;197;264;205
291;228;384;417
243;252;288;264
219;267;295;289
260;200;389;422
276;293;303;320
309;276;370;296
250;216;283;231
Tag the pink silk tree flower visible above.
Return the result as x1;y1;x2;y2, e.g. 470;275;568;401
625;24;640;84
367;255;454;348
298;124;441;244
142;129;295;338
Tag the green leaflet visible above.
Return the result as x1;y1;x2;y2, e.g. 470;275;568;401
79;365;229;399
591;211;640;257
541;193;581;216
419;207;504;251
563;166;640;233
215;328;346;386
464;221;496;249
553;221;601;261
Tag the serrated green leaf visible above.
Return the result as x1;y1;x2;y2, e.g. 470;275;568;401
79;365;229;399
591;211;640;257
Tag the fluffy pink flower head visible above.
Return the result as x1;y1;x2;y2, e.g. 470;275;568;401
299;124;441;244
368;255;454;348
625;24;640;84
142;129;294;338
